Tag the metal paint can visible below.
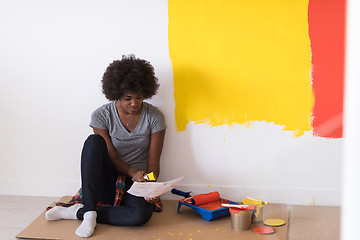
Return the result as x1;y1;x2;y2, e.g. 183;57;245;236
252;206;264;223
229;207;253;231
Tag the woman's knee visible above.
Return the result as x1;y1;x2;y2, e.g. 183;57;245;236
84;134;106;148
82;134;107;155
81;134;108;165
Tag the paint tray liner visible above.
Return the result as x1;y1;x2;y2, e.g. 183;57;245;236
177;193;239;221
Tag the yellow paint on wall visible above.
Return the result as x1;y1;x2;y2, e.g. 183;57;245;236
168;0;314;136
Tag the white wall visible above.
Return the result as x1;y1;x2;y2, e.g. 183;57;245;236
341;0;360;238
0;0;342;206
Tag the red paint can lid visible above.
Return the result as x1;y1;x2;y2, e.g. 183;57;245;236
252;226;276;234
229;205;256;214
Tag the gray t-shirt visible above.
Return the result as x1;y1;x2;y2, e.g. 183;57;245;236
90;101;166;172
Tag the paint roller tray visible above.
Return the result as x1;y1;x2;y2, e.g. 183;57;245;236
177;198;239;221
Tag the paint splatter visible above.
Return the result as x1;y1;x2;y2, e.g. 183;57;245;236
169;0;313;137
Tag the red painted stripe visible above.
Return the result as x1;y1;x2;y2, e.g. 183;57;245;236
308;0;346;138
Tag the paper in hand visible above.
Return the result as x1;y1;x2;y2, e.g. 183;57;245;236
127;176;184;198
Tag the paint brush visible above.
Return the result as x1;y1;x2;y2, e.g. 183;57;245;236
144;172;157;181
246;197;269;204
221;204;250;209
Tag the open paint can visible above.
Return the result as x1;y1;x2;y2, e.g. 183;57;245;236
252;206;263;223
229;206;255;231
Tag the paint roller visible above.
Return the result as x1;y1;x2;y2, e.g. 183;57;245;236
190;191;221;206
171;189;221;206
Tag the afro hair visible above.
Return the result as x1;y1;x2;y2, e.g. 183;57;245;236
101;55;159;101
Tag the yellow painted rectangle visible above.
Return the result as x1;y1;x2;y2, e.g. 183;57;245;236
169;0;313;137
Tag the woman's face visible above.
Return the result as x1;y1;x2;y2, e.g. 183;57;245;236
119;93;144;114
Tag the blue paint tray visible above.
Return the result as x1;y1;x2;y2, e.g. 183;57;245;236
177;198;239;221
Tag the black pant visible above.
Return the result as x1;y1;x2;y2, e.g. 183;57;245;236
76;134;153;226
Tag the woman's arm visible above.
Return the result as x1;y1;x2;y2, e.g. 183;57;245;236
146;129;166;179
144;129;166;203
92;127;143;180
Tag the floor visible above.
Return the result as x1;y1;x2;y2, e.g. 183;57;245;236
0;195;341;240
0;195;59;240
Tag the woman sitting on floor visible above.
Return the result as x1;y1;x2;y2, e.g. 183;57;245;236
46;55;166;238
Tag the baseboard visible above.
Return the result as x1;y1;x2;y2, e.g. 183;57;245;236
161;184;341;206
0;178;80;197
0;179;340;206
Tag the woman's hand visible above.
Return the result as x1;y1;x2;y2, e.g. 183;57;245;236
145;196;159;204
131;169;146;182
